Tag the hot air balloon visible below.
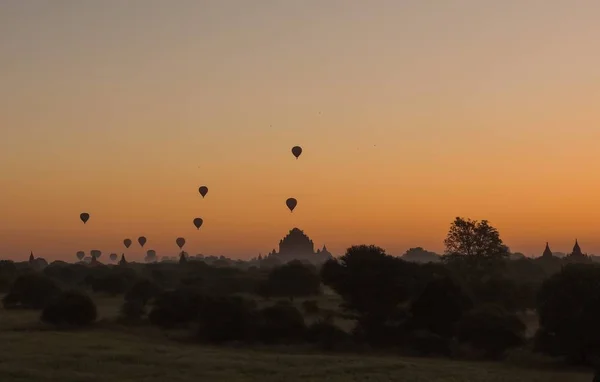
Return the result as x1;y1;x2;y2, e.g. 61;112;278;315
90;249;101;259
193;218;203;230
198;186;208;198
123;239;132;249
176;237;186;249
80;213;90;224
76;251;85;261
138;236;147;247
286;198;297;212
109;253;118;262
291;146;302;159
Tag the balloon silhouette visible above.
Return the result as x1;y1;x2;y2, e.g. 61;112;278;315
286;198;297;212
193;218;203;230
80;213;90;224
198;186;208;198
291;146;302;159
90;249;101;258
123;239;132;249
109;253;117;262
138;236;147;247
176;237;186;249
76;251;85;261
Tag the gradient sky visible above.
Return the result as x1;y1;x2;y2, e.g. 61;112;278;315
2;0;600;261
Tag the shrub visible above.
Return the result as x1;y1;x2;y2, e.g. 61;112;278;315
119;299;147;323
409;276;472;337
41;291;97;327
258;302;306;344
148;288;204;328
302;300;320;315
306;320;350;351
405;329;452;356
535;264;600;364
125;279;162;305
263;261;321;300
456;304;526;359
3;273;61;309
197;296;258;343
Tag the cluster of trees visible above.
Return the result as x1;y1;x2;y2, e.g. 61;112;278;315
2;217;600;365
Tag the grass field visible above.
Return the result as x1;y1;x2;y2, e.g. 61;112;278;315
0;295;593;382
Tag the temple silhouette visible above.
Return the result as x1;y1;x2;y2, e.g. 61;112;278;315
261;228;333;264
540;239;592;263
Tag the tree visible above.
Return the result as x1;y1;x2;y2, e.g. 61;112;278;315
41;291;97;327
321;245;420;319
321;245;422;346
258;302;306;344
402;247;441;263
125;279;162;305
262;261;321;300
535;264;600;364
3;273;61;309
197;296;258;343
409;276;472;337
443;217;509;260
456;304;526;359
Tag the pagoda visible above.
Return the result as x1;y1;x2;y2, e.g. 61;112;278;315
265;228;333;264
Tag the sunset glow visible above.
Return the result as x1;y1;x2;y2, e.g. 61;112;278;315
2;1;600;261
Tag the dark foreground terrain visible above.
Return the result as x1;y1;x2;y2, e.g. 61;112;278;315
0;299;591;382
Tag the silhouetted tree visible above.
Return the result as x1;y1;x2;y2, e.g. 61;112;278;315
197;296;258;343
3;273;61;309
402;247;441;263
321;245;421;346
302;300;320;315
321;245;419;319
41;291;97;327
262;261;321;300
306;319;350;351
443;217;509;261
258;302;306;344
456;304;525;359
125;279;162;305
0;260;17;292
119;299;147;323
409;276;472;337
535;264;600;364
149;288;204;328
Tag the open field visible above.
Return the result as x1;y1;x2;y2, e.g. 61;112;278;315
0;295;593;382
0;329;591;382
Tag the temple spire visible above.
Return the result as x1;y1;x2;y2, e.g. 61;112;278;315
542;242;553;258
572;239;583;256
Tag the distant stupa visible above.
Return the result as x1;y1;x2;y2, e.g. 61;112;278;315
265;228;333;264
542;242;553;258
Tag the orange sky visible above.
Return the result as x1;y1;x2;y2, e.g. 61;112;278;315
1;1;600;261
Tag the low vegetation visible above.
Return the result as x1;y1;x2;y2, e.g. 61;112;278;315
0;217;598;380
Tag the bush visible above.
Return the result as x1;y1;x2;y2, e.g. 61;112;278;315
197;296;258;343
302;300;320;315
3;273;61;309
119;299;147;323
409;276;472;338
149;288;204;328
258;302;306;344
456;304;525;359
405;329;452;356
41;291;97;327
306;320;350;351
535;264;600;364
125;279;162;305
263;261;321;300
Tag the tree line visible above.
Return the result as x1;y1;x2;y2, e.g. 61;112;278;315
1;217;598;365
